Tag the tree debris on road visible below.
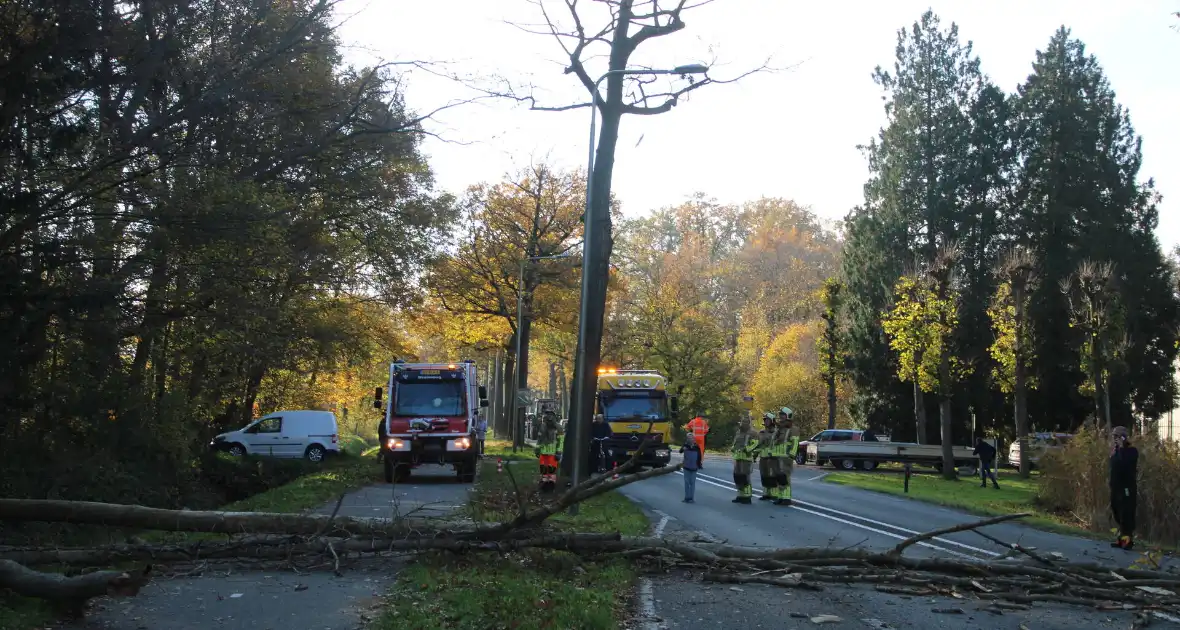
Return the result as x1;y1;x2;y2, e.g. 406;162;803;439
1;460;1178;620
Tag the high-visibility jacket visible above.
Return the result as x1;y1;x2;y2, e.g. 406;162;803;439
756;428;775;458
686;416;709;441
769;428;799;458
538;425;559;455
732;430;759;461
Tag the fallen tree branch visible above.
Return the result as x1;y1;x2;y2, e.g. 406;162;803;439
888;512;1029;557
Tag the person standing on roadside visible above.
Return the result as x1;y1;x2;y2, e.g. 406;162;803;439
973;437;999;489
680;438;701;503
730;417;758;504
686;415;710;468
1110;426;1139;550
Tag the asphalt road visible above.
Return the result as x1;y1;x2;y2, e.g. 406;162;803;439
73;464;471;630
621;454;1166;630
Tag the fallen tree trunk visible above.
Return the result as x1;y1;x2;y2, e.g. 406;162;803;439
0;560;151;609
0;499;438;538
0;463;682;543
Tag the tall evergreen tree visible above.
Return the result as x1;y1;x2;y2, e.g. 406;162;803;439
1013;28;1180;429
843;10;986;443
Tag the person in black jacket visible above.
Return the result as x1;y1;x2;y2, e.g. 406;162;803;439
1110;426;1139;550
590;413;612;473
973;437;999;489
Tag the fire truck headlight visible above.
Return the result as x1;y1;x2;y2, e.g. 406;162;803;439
456;437;471;450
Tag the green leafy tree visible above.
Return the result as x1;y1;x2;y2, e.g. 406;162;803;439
1014;28;1180;429
842;10;989;441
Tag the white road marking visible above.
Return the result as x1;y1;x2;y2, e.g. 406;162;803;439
653;514;670;538
636;578;661;630
693;469;1000;558
674;471;997;560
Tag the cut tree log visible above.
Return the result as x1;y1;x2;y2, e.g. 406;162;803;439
0;560;151;616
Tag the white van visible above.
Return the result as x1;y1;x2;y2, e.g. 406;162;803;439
210;410;340;462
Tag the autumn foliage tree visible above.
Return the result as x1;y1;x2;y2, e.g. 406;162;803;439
424;165;585;432
989;248;1038;477
882;246;974;477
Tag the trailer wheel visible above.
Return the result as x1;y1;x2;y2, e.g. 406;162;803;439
839;459;857;471
860;460;877;471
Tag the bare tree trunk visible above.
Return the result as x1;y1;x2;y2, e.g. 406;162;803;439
1014;283;1030;478
914;382;927;445
939;354;956;480
498;351;515;437
826;371;837;430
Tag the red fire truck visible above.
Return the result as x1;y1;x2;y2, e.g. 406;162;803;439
374;359;488;483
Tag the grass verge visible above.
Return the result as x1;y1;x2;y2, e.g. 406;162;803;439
372;458;649;630
823;469;1098;538
0;443;380;630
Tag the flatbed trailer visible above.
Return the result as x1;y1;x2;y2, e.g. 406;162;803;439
807;440;981;473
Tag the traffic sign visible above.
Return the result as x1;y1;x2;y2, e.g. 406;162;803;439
741;394;755;411
516;392;533;406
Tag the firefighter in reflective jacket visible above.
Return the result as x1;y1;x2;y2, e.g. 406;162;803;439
770;407;800;505
756;412;778;500
731;416;759;504
534;414;560;492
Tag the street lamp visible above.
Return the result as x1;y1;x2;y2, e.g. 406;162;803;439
511;252;575;452
566;63;709;513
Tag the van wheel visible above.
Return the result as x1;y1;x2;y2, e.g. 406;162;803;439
305;445;325;462
840;459;856;471
795;453;806;466
228;444;246;457
860;460;877;471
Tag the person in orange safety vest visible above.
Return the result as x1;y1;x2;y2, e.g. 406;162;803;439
685;415;710;468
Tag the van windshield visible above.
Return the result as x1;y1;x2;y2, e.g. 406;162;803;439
394;381;465;416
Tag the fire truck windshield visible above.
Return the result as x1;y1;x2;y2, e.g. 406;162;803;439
394;381;464;416
601;393;666;421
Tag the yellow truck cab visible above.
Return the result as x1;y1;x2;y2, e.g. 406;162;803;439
595;368;677;469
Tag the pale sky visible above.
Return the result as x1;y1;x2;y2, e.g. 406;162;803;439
335;1;1180;250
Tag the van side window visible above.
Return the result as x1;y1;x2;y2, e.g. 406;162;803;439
818;431;833;441
257;417;282;433
834;431;854;441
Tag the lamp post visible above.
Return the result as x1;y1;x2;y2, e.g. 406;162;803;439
511;252;575;452
566;63;709;514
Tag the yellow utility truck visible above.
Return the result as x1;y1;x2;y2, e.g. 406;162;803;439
595;368;678;469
